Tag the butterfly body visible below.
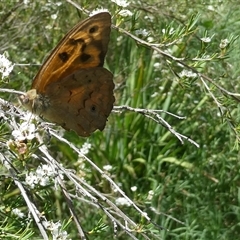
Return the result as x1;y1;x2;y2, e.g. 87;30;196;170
21;12;114;137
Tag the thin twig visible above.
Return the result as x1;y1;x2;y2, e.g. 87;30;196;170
0;88;25;96
58;177;88;240
0;153;49;240
47;130;164;239
113;25;240;102
113;105;199;147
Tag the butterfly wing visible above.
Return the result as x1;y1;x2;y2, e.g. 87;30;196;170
21;12;114;137
40;67;114;136
32;12;111;93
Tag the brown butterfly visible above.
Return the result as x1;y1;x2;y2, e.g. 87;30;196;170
20;12;115;137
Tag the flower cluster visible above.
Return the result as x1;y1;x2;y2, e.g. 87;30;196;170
79;142;91;155
0;53;14;78
25;164;61;189
179;69;198;78
43;220;69;240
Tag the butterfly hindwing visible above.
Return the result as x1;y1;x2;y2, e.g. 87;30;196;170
42;68;114;136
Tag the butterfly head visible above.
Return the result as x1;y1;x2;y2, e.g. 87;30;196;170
20;89;47;115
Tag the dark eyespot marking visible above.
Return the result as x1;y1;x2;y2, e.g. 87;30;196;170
80;53;91;62
91;105;96;112
58;52;69;62
89;25;99;34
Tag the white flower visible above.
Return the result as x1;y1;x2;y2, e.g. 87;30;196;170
202;55;211;59
147;190;154;200
207;5;215;11
116;36;123;46
131;186;137;192
0;53;14;78
117;36;123;42
37;164;55;177
45;25;52;30
25;164;58;188
219;39;229;49
47;220;61;231
153;62;161;69
135;29;149;37
12;208;25;218
103;165;113;171
43;220;69;240
25;172;38;189
115;197;131;207
111;0;129;7
80;142;91;155
53;230;68;240
147;36;154;43
169;28;175;35
144;15;154;22
162;28;175;35
51;14;58;20
179;69;197;78
55;2;62;7
20;112;35;122
36;165;55;186
152;50;161;59
200;37;211;43
151;92;158;98
200;35;214;43
119;9;133;17
12;123;36;141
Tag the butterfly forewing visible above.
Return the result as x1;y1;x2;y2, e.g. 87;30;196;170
32;12;111;93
